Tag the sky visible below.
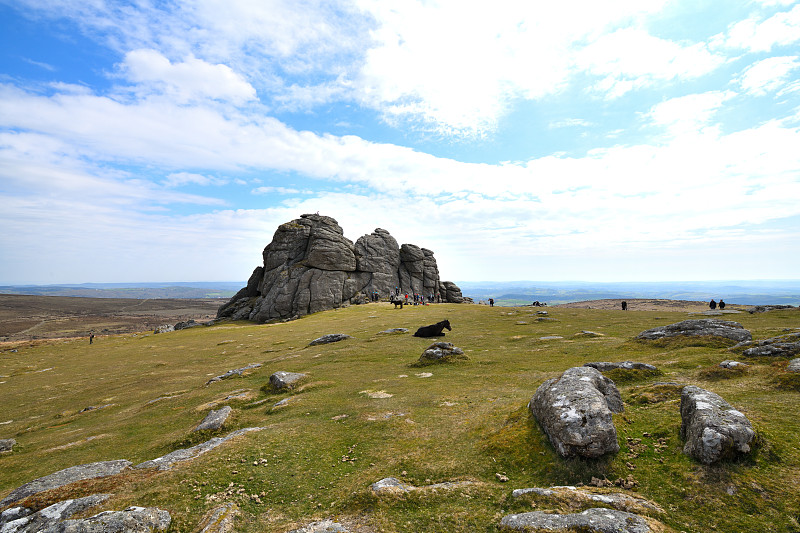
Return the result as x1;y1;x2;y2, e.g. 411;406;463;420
1;0;799;285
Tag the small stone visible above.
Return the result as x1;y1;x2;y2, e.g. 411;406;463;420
495;473;509;482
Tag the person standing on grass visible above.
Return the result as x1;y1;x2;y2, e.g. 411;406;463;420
89;333;94;344
710;299;717;310
719;299;726;309
622;301;627;311
489;298;494;307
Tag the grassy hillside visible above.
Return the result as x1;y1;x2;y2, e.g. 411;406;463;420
1;303;798;532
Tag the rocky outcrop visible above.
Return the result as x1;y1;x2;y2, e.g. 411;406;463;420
370;477;475;495
510;486;664;515
194;406;232;432
287;520;349;533
205;363;262;385
135;427;266;471
747;305;794;313
0;460;131;508
500;508;667;532
736;332;800;358
636;319;751;343
680;386;755;464
0;438;15;453
218;214;457;322
585;361;657;372
416;342;468;365
269;371;307;390
309;334;351;346
529;367;623;458
1;498;169;533
787;358;800;372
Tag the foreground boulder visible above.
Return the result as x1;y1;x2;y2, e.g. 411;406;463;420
0;459;131;508
206;363;262;385
637;319;751;343
135;428;265;471
194;406;232;432
287;520;349;533
217;214;459;322
511;486;663;515
309;333;352;346
0;438;15;453
680;386;755;464
500;508;668;532
529;367;623;458
269;371;307;390
787;358;800;372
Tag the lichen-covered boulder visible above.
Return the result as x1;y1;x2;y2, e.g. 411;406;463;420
194;406;232;432
637;319;751;343
680;385;755;464
309;333;352;346
416;342;467;365
739;332;800;358
0;438;16;453
529;367;623;458
585;361;657;372
787;358;800;372
0;494;111;532
269;371;308;390
500;507;666;532
0;460;131;508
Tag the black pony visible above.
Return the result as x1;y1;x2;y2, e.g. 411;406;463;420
391;298;404;309
413;319;452;337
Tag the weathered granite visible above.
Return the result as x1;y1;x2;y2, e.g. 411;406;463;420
585;361;657;372
0;439;15;453
194;406;232;432
500;507;664;532
417;342;467;364
309;334;352;346
719;360;748;369
287;519;349;533
206;363;262;385
637;319;751;343
0;494;110;532
217;215;453;322
55;506;171;532
680;385;755;464
135;428;266;471
787;358;800;372
0;460;131;508
747;305;795;313
153;324;174;334
739;332;800;358
510;486;664;515
370;477;475;495
269;371;307;390
529;367;623;458
195;502;238;533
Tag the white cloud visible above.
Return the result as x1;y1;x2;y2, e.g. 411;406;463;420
251;186;304;195
721;4;800;52
578;28;726;98
162;172;227;187
646;91;736;136
119;49;256;104
738;55;800;95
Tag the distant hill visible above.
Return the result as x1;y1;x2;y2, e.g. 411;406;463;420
0;282;242;299
457;280;800;306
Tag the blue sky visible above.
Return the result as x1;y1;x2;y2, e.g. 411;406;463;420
1;0;799;284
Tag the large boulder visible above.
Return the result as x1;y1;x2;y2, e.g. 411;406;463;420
218;215;450;322
680;385;755;464
0;460;131;508
500;508;666;532
636;319;751;343
440;281;465;303
529;367;623;458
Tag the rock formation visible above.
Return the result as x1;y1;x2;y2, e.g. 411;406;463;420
680;385;754;464
499;508;668;532
218;214;463;322
636;319;752;343
529;366;623;458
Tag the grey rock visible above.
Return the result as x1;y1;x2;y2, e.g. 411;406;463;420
418;342;466;363
680;385;755;464
747;304;795;313
54;506;171;532
218;215;450;323
529;367;623;458
269;371;307;390
0;506;32;529
174;319;201;330
0;460;131;508
308;334;352;346
500;507;659;532
440;281;465;303
195;503;238;533
740;332;800;358
510;485;664;514
585;361;657;372
135;428;265;471
194;406;232;432
379;328;409;334
153;325;174;334
0;438;16;452
1;494;110;533
719;360;748;369
787;358;800;372
287;520;349;533
206;363;262;385
637;319;751;343
370;477;474;495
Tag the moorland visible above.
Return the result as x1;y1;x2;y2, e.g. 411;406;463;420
0;299;799;532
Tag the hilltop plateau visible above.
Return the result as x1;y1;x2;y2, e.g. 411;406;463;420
0;301;798;532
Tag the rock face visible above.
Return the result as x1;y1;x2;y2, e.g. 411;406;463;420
637;319;752;343
680;385;755;464
0;459;131;508
218;214;461;322
529;367;623;458
500;508;663;532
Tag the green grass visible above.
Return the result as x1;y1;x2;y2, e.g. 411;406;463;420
1;304;799;532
